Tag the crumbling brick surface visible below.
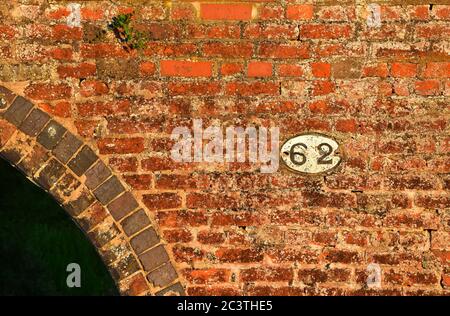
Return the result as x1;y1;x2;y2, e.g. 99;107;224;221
0;0;449;296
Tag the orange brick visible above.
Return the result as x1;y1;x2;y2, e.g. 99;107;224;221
415;80;440;96
247;61;273;77
201;3;252;21
286;5;314;20
311;62;331;78
160;60;212;77
391;63;417;78
423;62;450;78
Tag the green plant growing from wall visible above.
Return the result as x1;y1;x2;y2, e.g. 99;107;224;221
108;13;147;51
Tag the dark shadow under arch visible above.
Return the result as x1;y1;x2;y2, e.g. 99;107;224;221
0;158;119;295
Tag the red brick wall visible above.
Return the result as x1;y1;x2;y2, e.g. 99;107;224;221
0;0;449;295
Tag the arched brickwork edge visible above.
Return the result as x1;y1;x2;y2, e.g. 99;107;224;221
0;86;185;296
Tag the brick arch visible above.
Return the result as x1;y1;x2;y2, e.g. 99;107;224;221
0;86;184;296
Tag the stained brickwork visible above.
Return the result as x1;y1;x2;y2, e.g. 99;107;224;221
0;0;449;296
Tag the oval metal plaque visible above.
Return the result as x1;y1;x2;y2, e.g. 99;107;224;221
281;133;342;175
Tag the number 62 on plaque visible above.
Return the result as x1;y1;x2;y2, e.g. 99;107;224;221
280;133;342;175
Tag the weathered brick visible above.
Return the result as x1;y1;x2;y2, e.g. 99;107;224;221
322;249;361;264
39;101;71;118
186;24;240;40
0;122;15;151
171;3;195;20
241;267;294;282
84;160;111;190
65;191;96;217
79;80;109;97
197;230;225;244
93;176;126;205
216;248;263;263
81;43;127;59
16;144;49;175
107;192;139;221
143;192;182;211
140;61;156;76
310;63;331;79
67;145;98;176
163;229;192;243
37;120;66;150
187;286;241;296
139;245;169;271
77;100;130;117
415;194;450;209
203;42;253;58
386;175;439;190
76;202;107;231
119;272;150;296
19;108;50;136
300;24;352;39
287;5;314;20
278;64;304;77
109;253;141;280
423;62;450;78
160;60;212;77
3;96;33;126
298;268;351;285
200;3;252;21
0;86;16;110
415;80;440;96
82;24;107;43
168;82;221;96
156;282;185;296
50;170;80;197
147;262;178;288
24;83;71;101
52;132;82;164
183;269;229;284
332;59;362;79
121;209;151;237
57;63;96;79
247;61;272;77
88;219;121;248
96;59;139;80
36;158;65;190
259;43;309;59
226;82;279;96
391;63;417;78
124;174;153;190
157;210;208;228
97;138;145;154
51;25;82;41
131;227;160;254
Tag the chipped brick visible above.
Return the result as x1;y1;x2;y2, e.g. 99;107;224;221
36;158;65;190
53;132;82;164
